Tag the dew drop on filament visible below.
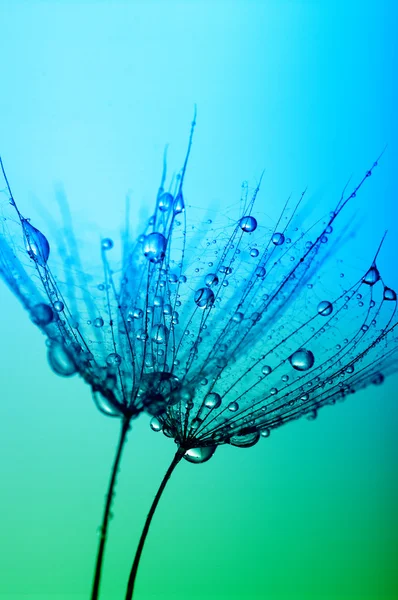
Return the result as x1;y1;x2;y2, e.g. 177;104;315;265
22;219;50;267
289;348;315;371
363;265;380;286
48;343;77;377
239;216;257;232
183;445;217;464
143;232;167;263
31;303;54;326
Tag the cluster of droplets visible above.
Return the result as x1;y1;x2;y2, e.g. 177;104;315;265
0;148;397;465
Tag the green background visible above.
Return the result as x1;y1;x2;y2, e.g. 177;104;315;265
0;2;397;599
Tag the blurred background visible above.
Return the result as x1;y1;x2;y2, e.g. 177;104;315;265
0;1;397;599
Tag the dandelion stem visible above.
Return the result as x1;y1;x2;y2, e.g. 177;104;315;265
91;418;130;600
124;447;185;600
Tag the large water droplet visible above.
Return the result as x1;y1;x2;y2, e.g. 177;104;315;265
173;191;185;214
23;220;50;267
317;300;333;316
31;303;54;326
144;232;167;263
150;416;162;431
183;445;217;464
363;265;380;286
106;353;122;366
205;273;219;287
158;192;173;212
289;348;315;371
204;392;221;409
230;430;260;448
92;392;124;417
239;216;257;232
250;248;259;258
228;401;239;412
48;343;77;377
384;287;397;301
151;323;169;344
194;287;215;309
272;232;285;246
94;317;104;328
262;365;272;376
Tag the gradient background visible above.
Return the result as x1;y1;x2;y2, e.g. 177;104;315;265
0;2;397;599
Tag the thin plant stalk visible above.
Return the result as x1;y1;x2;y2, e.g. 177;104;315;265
124;447;185;600
91;417;131;600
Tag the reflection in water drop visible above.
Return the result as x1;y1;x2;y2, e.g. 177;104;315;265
289;348;315;371
317;300;333;316
363;265;380;286
31;303;54;326
22;220;50;267
48;343;77;377
183;445;217;464
239;216;257;232
144;232;167;263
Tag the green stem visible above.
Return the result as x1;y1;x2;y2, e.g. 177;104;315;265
91;418;130;600
124;447;185;600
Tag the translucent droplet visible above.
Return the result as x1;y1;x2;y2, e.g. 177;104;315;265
143;232;167;263
317;300;333;316
48;343;76;377
53;300;64;313
255;266;266;277
228;401;239;412
260;428;271;438
262;365;272;375
23;219;50;267
94;317;104;328
272;232;285;246
205;273;219;287
194;287;215;309
31;303;53;326
106;353;122;366
363;265;380;286
233;312;244;323
384;287;397;301
239;216;257;232
150;417;162;432
183;445;217;464
158;192;173;212
173;191;185;214
289;348;315;371
204;392;221;409
230;431;260;448
102;238;114;250
151;323;169;344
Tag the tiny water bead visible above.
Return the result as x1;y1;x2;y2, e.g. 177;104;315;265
255;266;266;278
262;365;272;375
317;300;333;316
106;353;122;367
363;265;380;286
101;238;114;251
250;248;259;258
205;273;219;287
22;220;50;267
48;343;77;377
289;348;315;371
53;300;64;313
183;445;217;464
143;232;167;263
158;192;173;212
173;191;185;214
228;401;239;412
194;287;215;309
94;317;104;328
239;216;257;232
204;392;222;409
31;303;54;326
272;232;285;246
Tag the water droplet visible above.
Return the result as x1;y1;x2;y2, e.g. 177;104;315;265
102;238;114;250
289;348;315;371
239;216;257;232
250;248;259;257
183;445;217;464
260;428;271;438
150;416;162;432
173;191;185;214
205;273;219;287
233;312;244;323
194;287;215;309
384;287;397;301
204;392;221;409
94;317;104;328
346;365;355;374
272;232;285;246
22;219;50;266
48;343;77;377
262;365;272;375
372;373;384;385
230;431;260;448
31;303;54;326
270;387;278;395
151;323;169;344
143;232;167;263
106;353;122;366
255;266;266;277
158;192;173;212
53;300;64;313
228;401;239;412
317;300;333;316
363;265;380;286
